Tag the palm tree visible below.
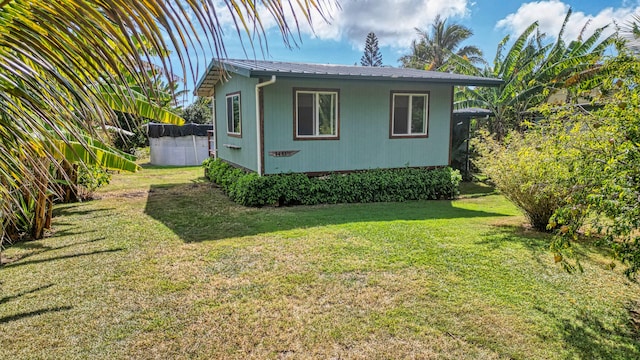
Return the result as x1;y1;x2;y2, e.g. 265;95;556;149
0;1;328;243
400;15;484;70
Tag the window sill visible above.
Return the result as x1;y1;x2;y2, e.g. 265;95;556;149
389;134;428;139
294;136;340;141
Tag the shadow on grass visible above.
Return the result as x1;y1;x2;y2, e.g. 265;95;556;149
0;284;54;305
476;224;551;253
532;305;640;359
4;248;123;268
2;237;106;265
52;205;114;218
144;182;512;242
0;306;73;324
480;225;640;357
478;224;617;265
561;310;640;359
458;181;498;198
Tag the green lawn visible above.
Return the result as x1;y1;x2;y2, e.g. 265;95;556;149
1;165;639;359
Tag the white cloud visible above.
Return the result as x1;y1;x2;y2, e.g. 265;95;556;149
496;1;640;41
212;0;472;49
306;0;471;48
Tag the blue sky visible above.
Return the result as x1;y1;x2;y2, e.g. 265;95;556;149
179;0;640;103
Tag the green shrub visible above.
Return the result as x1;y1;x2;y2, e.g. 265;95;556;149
474;127;583;232
203;158;461;207
78;164;111;198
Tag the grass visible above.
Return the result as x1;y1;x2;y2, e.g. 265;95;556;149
1;165;639;359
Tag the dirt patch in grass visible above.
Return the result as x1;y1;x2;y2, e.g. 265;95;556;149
95;190;149;200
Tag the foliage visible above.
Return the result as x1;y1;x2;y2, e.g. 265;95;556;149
2;192;36;243
203;158;461;207
448;10;614;139
547;48;640;276
360;32;383;67
400;15;483;70
77;165;112;200
476;41;640;276
0;0;328;243
106;74;187;154
473;126;584;232
111;113;149;153
179;97;213;124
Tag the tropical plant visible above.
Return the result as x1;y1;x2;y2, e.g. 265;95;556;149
447;10;614;139
360;32;383;67
399;15;484;70
0;0;329;245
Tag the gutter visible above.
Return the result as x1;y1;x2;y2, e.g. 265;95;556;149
255;75;276;176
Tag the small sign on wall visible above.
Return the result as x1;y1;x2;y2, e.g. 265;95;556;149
268;150;300;157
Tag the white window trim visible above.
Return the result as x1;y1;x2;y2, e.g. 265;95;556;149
295;90;339;139
226;93;242;136
391;93;429;137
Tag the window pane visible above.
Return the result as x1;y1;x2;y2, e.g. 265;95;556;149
318;93;336;135
297;93;315;135
393;95;409;134
232;95;241;133
411;95;426;134
226;97;233;133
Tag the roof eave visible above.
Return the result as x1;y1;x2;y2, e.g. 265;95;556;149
246;70;503;87
194;61;251;97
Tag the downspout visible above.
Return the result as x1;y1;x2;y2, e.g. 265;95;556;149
211;94;217;157
255;75;276;176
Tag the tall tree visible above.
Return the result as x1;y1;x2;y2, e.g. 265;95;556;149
0;1;329;243
360;32;383;66
400;15;484;70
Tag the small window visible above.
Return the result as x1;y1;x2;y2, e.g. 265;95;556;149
226;92;241;136
391;92;429;137
295;89;339;139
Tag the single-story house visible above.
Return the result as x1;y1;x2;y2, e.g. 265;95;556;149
194;59;502;175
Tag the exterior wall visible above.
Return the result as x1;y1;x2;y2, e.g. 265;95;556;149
261;78;452;174
213;74;259;171
150;136;210;166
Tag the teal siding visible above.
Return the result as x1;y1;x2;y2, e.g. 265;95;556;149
261;78;452;174
214;75;259;171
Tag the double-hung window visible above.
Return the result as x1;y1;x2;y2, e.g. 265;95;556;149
226;92;241;136
390;92;429;138
295;89;339;139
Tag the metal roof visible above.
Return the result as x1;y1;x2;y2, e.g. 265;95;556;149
452;107;494;117
194;59;503;97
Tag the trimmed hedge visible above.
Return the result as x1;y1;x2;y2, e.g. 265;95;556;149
202;158;461;207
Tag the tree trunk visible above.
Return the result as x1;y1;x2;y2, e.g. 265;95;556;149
44;194;53;230
59;161;79;203
31;181;48;240
31;158;51;240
